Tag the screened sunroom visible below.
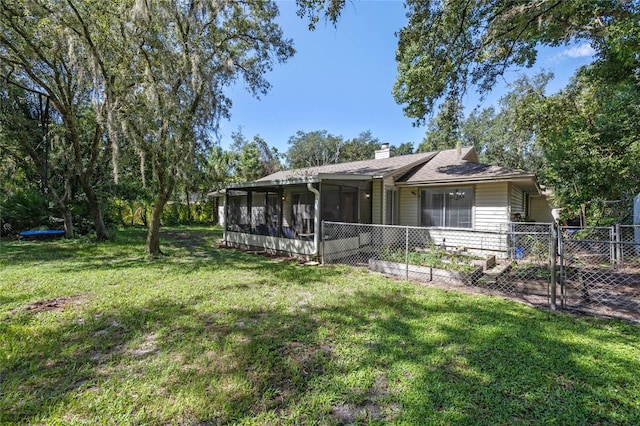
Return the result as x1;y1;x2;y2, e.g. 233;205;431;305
222;177;374;258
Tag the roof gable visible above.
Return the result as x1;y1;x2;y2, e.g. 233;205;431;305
257;151;437;182
397;147;536;185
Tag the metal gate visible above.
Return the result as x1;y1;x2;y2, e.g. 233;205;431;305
559;225;640;320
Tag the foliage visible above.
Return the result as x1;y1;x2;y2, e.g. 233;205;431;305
392;0;640;125
339;130;381;163
0;80;78;237
392;142;414;156
1;227;638;424
286;129;385;168
206;145;234;191
460;72;552;171
286;129;343;168
88;0;293;255
534;63;640;220
0;0;115;240
1;0;295;254
0;189;51;234
294;0;345;30
229;129;283;182
379;245;480;273
417;97;463;153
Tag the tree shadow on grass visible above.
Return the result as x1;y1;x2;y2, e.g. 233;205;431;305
2;285;639;424
1;227;343;287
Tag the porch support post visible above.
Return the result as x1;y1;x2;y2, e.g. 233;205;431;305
278;187;284;238
247;190;252;233
307;182;321;259
223;190;228;245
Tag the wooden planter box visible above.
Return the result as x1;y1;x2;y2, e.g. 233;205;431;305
368;259;483;286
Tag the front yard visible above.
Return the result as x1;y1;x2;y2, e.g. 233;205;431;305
1;227;639;424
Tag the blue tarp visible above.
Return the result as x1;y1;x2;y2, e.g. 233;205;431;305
19;230;65;237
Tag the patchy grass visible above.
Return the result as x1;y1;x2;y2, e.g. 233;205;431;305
1;226;639;425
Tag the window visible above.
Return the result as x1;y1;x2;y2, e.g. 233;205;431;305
386;188;398;225
421;187;473;228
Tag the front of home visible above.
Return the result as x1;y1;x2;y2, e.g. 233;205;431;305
216;145;552;259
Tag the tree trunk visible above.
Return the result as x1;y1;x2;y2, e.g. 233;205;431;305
146;145;175;255
62;208;74;239
45;183;74;239
146;193;168;256
84;183;108;240
185;187;191;222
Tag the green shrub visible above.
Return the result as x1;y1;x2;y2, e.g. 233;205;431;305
0;189;52;234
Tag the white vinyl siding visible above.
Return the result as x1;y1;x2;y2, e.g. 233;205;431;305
529;195;553;223
372;179;383;224
379;177;395;225
510;184;525;219
399;187;419;226
475;182;510;231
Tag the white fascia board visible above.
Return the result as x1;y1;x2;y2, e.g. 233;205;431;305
317;173;374;181
396;174;540;193
226;176;320;189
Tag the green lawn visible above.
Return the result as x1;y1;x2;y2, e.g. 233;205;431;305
1;227;639;425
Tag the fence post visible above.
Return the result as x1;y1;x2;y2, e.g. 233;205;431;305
405;226;409;281
615;223;622;268
609;226;615;267
549;224;557;311
321;221;325;264
558;225;565;308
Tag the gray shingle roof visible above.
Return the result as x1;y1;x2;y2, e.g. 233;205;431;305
234;146;536;192
397;148;535;184
257;151;437;181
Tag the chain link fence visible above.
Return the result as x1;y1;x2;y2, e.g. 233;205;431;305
322;221;640;322
494;223;555;306
322;222;553;305
560;225;640;320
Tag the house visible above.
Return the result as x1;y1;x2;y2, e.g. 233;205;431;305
216;145;551;259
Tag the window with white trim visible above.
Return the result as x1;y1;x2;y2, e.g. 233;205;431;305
421;187;473;228
386;188;398;225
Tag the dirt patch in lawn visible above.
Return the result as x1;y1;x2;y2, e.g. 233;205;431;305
160;229;209;248
25;295;87;313
330;374;391;423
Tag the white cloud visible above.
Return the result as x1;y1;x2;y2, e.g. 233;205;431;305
561;43;596;59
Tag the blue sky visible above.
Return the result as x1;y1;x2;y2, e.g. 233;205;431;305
218;0;597;154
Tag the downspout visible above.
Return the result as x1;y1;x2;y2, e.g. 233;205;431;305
307;182;320;259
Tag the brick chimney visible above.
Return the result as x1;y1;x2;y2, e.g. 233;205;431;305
374;143;395;159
